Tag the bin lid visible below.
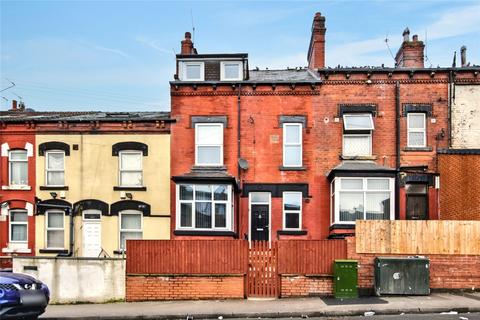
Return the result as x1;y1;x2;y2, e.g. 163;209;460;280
334;259;358;263
375;256;429;262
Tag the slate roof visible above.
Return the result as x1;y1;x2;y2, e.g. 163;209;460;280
0;111;172;123
327;161;397;180
248;69;319;82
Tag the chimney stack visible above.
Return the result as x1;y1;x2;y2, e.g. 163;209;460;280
395;28;425;68
307;12;326;69
10;99;18;111
461;45;467;67
181;32;196;55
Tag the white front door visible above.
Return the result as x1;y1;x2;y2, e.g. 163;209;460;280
82;210;102;257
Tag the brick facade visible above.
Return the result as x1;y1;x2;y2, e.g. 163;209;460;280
438;153;480;220
126;275;244;301
281;275;333;297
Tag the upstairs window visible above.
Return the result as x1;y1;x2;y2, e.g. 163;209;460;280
46;151;65;186
119;151;143;187
283;123;303;167
9;210;28;243
182;61;204;81
283;192;302;230
195;123;224;166
342;114;374;157
9;150;28;186
221;61;242;81
407;113;426;147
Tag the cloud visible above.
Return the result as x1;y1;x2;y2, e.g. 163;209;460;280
90;44;131;59
135;35;175;55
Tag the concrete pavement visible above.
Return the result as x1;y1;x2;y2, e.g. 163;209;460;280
41;292;480;320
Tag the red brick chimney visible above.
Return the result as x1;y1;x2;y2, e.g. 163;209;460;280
395;28;425;68
307;12;326;69
10;99;18;111
181;32;196;55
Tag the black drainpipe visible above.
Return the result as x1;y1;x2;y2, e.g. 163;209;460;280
67;207;74;257
447;70;454;148
237;83;242;238
395;81;401;220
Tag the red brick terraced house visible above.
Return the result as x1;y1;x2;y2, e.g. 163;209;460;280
170;13;480;240
0;101;36;258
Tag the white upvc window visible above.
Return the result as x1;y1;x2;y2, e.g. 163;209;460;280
119;210;143;250
9;210;28;243
342;113;374;157
195;123;224;166
220;61;242;81
331;177;394;225
181;61;204;81
46;210;65;249
283;192;302;230
407;113;426;147
9;150;28;186
283;123;303;167
177;184;233;231
119;151;143;187
46;150;65;186
343;134;372;157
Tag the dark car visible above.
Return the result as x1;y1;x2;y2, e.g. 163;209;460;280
0;272;50;320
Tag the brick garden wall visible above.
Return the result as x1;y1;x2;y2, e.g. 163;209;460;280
281;275;333;297
126;275;244;301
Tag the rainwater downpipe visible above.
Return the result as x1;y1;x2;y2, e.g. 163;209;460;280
395;81;401;220
237;83;242;239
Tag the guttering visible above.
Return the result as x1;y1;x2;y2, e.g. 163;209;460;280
395;81;401;220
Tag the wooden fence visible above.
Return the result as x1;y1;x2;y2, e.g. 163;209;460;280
356;220;480;255
277;240;347;275
126;240;248;275
0;256;12;269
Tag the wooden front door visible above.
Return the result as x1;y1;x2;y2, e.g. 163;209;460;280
251;204;269;241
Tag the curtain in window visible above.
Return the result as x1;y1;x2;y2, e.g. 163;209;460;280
47;230;64;248
195;202;212;228
339;192;363;221
180;203;192;227
47;153;64;169
121;153;141;170
197;146;221;164
47;212;64;228
121;214;141;229
10;211;28;242
343;135;370;156
366;192;390;220
224;64;239;79
215;204;226;228
180;185;193;200
11;162;28;185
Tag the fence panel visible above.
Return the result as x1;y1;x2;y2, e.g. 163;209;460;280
0;256;13;270
277;240;347;275
356;220;480;255
126;240;248;275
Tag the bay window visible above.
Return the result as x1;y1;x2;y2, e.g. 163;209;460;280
195;123;224;166
119;151;143;187
9;150;28;186
283;192;302;230
119;210;143;250
46;151;65;186
9;210;28;243
177;184;232;230
331;177;394;224
283;123;302;167
342;114;374;157
46;210;65;249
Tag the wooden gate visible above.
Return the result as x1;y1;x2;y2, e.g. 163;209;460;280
247;241;279;298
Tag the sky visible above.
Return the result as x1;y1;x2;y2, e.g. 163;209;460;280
1;0;479;112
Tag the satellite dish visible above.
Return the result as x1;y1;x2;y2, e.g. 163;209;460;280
238;158;249;170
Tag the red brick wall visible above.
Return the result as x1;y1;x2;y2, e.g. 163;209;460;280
438;154;480;220
126;275;244;301
346;237;480;291
281;275;333;297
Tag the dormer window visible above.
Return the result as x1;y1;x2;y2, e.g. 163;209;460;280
182;61;204;81
221;61;242;81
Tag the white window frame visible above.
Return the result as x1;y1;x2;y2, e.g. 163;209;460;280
118;150;143;187
331;177;395;225
8;150;28;187
195;123;224;166
282;192;302;230
407;113;427;148
45;150;65;187
119;210;143;251
342;134;372;157
220;61;242;81
9;209;28;243
283;123;303;167
176;184;233;231
342;113;374;130
181;61;205;81
46;210;65;249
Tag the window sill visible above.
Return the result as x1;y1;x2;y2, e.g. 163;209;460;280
279;166;307;171
2;247;31;254
40;186;69;190
277;230;308;236
403;147;433;152
329;224;356;230
1;185;31;191
192;165;227;171
113;186;147;191
174;230;237;237
340;155;377;160
39;249;68;254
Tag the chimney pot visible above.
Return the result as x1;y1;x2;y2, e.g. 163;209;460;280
403;28;410;42
181;31;195;55
461;45;467;67
412;34;418;41
308;12;326;69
